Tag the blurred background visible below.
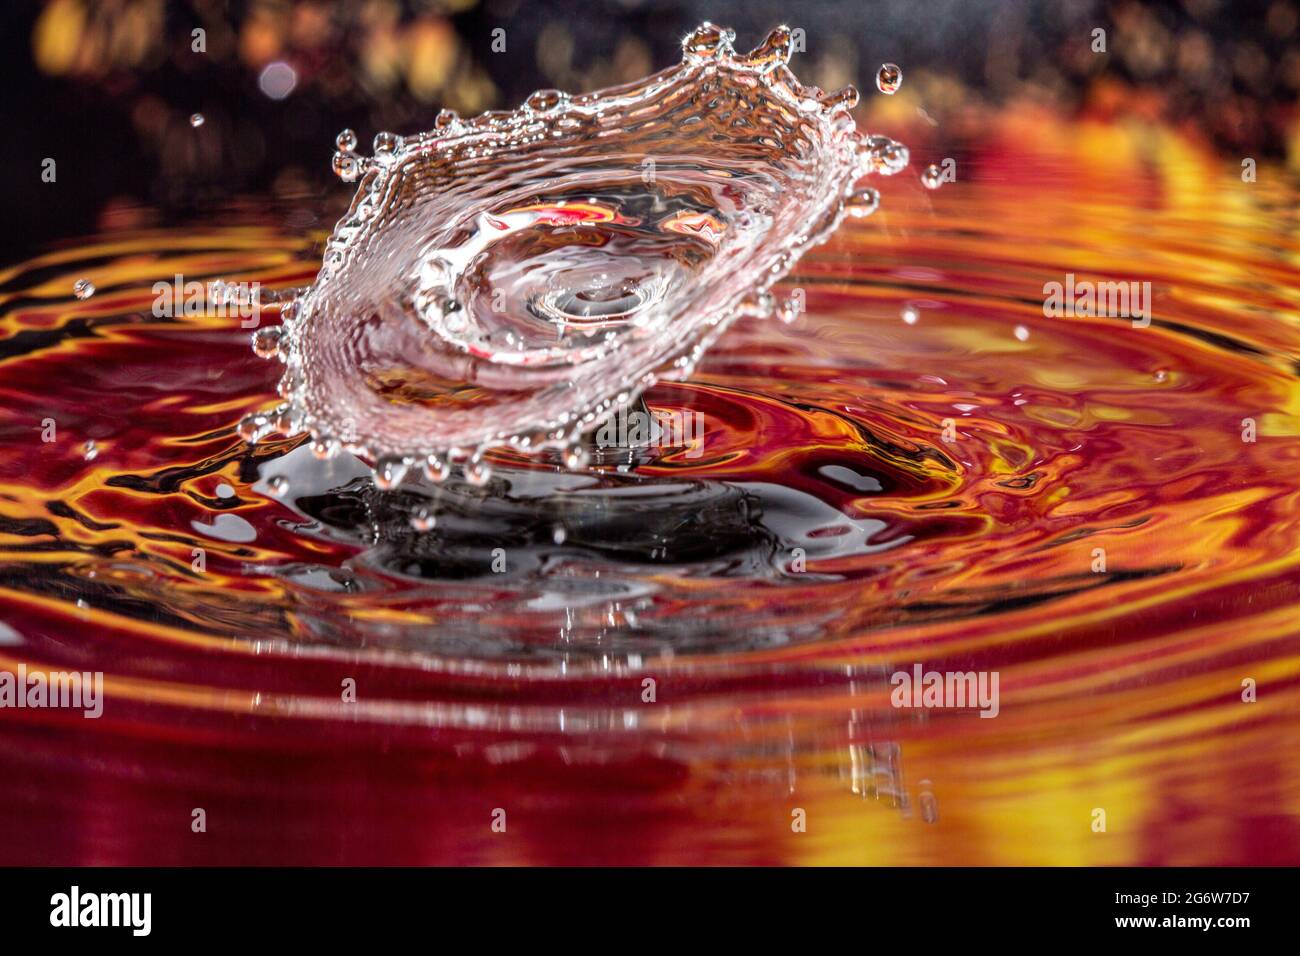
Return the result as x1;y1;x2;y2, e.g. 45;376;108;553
2;0;1297;259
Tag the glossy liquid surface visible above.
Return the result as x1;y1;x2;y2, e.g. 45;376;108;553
1;112;1298;864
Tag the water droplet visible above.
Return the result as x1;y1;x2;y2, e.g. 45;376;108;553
335;129;357;152
820;86;860;111
465;458;492;486
526;89;564;112
846;187;880;218
1154;368;1169;383
332;151;360;182
73;279;95;300
372;131;399;154
374;457;410;490
190;113;205;127
861;135;910;176
267;475;289;496
1014;325;1030;342
902;307;919;325
422;454;450;483
82;439;98;461
552;525;567;544
272;405;295;434
563;445;590;470
682;22;733;57
237;413;270;444
740;26;794;73
252;325;284;359
921;164;943;190
409;508;436;532
310;438;336;459
876;63;902;95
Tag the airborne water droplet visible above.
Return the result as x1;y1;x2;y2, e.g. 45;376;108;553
190;113;205;127
73;279;95;300
846;188;880;218
332;151;359;182
876;63;902;95
252;325;284;359
267;475;289;496
922;164;943;190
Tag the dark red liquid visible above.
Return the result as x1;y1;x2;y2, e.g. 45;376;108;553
2;114;1299;863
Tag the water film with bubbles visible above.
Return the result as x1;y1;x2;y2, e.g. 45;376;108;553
246;24;907;477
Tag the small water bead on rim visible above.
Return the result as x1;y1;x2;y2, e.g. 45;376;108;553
819;86;860;111
190;113;205;127
876;63;902;94
373;457;410;490
310;438;337;459
846;187;880;218
525;89;566;112
682;21;734;56
335;129;357;152
563;444;590;470
372;131;400;154
465;458;493;486
921;164;944;190
72;279;95;300
252;325;284;359
237;412;273;443
332;151;360;182
739;24;794;73
422;453;450;483
861;135;910;176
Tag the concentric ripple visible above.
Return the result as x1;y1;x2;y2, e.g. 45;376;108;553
1;111;1299;863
